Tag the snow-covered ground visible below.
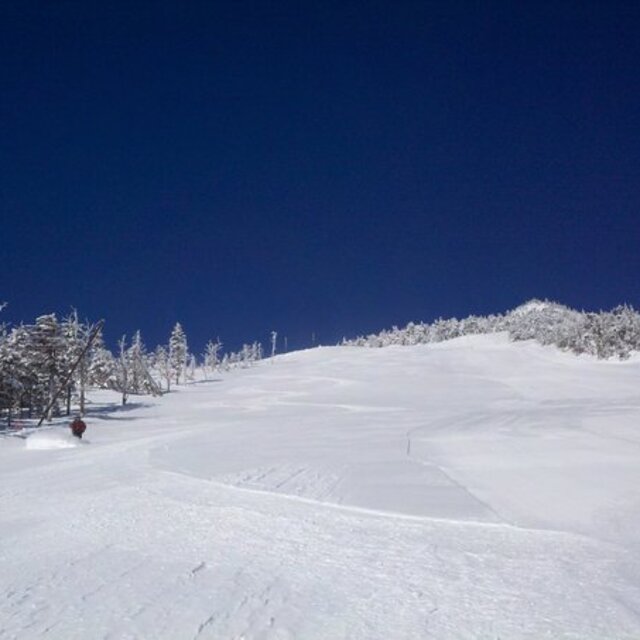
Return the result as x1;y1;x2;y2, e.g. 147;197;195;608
2;334;640;639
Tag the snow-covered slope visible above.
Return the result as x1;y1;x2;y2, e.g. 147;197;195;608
2;334;640;639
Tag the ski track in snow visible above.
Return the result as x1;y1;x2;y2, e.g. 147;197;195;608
2;335;640;638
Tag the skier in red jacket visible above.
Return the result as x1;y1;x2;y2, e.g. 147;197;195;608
70;416;86;439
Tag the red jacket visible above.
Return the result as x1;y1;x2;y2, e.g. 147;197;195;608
71;418;86;435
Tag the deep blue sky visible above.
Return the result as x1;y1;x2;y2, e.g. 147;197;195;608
1;1;639;353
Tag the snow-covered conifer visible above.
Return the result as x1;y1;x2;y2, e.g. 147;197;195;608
60;310;87;415
87;329;117;390
203;340;222;379
29;314;66;421
115;336;130;405
154;345;172;392
186;354;197;381
169;323;188;384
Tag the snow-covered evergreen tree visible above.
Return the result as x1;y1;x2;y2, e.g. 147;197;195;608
87;328;117;390
113;331;162;400
29;314;66;421
154;345;172;392
169;323;188;384
127;331;149;394
60;310;86;416
203;339;222;379
186;354;197;381
115;336;130;406
0;324;28;424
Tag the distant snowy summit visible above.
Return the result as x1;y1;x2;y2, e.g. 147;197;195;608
509;299;572;317
343;299;640;360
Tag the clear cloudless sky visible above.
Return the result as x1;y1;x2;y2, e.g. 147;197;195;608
1;1;639;353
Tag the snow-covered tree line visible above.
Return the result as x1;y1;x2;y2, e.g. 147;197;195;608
0;311;265;425
342;300;640;359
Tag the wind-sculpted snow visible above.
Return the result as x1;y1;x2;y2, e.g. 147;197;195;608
1;334;640;638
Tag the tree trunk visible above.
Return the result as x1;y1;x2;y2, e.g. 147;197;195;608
79;360;86;416
46;375;55;422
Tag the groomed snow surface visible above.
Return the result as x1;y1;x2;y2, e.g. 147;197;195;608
2;334;640;639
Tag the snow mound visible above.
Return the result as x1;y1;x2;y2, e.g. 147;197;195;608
25;431;79;450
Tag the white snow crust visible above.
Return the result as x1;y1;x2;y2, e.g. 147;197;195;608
2;334;640;638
